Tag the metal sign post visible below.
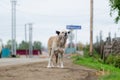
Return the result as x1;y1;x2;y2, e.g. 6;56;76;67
68;29;74;48
66;25;81;53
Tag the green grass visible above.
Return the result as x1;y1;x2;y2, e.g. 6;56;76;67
100;72;120;80
72;55;120;80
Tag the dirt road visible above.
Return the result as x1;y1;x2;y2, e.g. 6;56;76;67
0;58;98;80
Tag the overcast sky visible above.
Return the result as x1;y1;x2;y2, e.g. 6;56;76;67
0;0;120;47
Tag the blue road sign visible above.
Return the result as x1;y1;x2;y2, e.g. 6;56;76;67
66;25;81;29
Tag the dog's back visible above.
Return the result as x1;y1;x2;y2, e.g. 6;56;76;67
48;36;57;48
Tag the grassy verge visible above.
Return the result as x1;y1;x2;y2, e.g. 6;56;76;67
72;55;120;80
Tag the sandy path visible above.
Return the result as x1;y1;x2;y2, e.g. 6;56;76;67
0;58;98;80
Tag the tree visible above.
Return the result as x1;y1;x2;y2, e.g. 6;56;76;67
109;0;120;23
5;40;17;49
5;40;12;49
18;41;29;50
33;41;42;50
77;42;84;51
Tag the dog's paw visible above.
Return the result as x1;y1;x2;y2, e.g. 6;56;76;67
51;65;55;68
61;65;64;68
47;65;51;68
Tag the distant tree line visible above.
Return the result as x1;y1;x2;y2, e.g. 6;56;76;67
4;40;42;50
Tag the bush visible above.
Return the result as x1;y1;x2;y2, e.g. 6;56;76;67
114;54;120;68
106;54;120;68
83;45;100;58
83;45;89;58
106;54;115;65
77;42;84;51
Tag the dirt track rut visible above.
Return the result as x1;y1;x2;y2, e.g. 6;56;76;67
0;58;98;80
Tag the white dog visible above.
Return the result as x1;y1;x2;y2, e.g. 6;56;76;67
47;30;70;68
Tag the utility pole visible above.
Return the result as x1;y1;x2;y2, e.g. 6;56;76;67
11;0;17;56
29;23;33;58
90;0;93;56
25;24;27;43
25;24;27;57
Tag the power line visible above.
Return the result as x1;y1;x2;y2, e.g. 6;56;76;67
0;4;10;11
0;0;11;10
1;0;10;4
0;1;33;22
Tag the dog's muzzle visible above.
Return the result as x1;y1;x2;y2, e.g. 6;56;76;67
65;33;67;36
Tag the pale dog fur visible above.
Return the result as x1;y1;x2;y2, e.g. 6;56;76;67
47;30;70;68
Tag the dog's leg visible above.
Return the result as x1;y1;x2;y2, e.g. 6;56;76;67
60;53;64;68
57;53;60;67
47;49;54;68
47;57;51;68
47;55;53;68
55;52;60;67
47;49;52;68
51;55;55;67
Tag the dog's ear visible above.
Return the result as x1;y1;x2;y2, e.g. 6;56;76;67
56;31;60;35
68;31;71;34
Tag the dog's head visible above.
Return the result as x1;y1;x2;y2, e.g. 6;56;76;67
56;30;70;47
56;30;70;38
